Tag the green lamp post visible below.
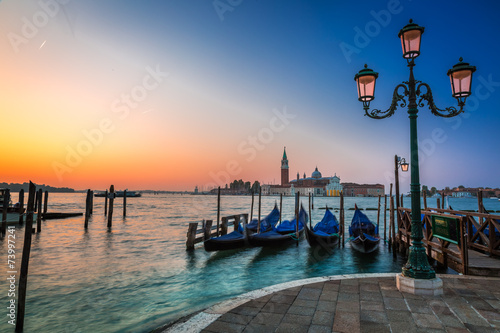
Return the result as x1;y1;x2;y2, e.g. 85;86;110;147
354;19;476;280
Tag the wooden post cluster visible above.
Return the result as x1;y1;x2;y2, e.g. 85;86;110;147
18;189;24;225
36;189;42;233
16;181;36;333
2;189;9;236
107;185;115;228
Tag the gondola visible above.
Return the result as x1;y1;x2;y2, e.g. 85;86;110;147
203;205;280;252
305;209;340;247
248;206;307;247
349;205;380;253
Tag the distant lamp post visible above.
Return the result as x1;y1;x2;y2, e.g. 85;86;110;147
354;19;476;293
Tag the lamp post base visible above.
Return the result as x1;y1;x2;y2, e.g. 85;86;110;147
396;274;443;296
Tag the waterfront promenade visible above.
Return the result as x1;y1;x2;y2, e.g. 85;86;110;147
163;273;500;333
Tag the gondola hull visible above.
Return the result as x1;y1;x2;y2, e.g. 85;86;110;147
204;231;247;252
248;229;304;247
305;225;339;247
349;236;380;253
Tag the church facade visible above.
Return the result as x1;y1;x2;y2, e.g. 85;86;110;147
261;148;343;197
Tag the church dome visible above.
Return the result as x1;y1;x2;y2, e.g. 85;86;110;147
312;167;322;179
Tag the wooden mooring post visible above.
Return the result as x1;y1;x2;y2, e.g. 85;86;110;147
36;189;42;233
84;189;91;229
107;185;115;228
257;187;262;234
423;190;427;209
340;191;345;248
279;193;283;223
377;195;381;229
43;191;48;214
294;192;299;246
186;222;198;250
216;187;221;236
104;189;108;216
123;189;127;217
383;195;387;241
16;181;36;333
18;189;24;225
250;190;254;222
390;195;397;256
89;190;94;214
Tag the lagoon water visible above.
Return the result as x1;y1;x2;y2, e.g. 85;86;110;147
1;193;499;332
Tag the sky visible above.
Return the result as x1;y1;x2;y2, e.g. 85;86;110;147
0;0;499;192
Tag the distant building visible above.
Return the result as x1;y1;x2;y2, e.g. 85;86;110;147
262;147;342;196
342;182;384;197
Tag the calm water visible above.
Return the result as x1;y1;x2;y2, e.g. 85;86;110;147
1;193;498;333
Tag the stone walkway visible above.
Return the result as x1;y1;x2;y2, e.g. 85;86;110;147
164;274;500;333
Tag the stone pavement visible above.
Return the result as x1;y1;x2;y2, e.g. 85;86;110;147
164;274;500;333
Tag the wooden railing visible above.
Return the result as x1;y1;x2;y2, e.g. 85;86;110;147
397;207;500;274
186;214;249;250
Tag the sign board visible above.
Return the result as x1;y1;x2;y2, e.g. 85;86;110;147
431;215;459;244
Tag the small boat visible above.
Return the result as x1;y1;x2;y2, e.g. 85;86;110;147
94;191;141;198
204;205;280;252
349;205;380;253
248;206;307;247
305;209;340;247
0;188;24;213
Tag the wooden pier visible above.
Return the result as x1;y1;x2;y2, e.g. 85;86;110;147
397;207;500;277
186;214;248;250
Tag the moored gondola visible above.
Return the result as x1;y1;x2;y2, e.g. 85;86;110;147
349;205;380;253
305;209;340;247
248;206;307;247
204;205;280;252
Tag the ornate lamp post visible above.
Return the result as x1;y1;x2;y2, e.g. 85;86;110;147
354;20;475;290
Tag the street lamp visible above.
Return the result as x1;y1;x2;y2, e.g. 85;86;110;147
354;19;475;288
397;157;409;172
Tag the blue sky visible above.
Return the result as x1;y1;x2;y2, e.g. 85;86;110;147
0;0;499;191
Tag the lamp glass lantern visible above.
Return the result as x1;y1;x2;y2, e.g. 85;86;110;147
447;57;476;103
354;65;378;106
401;161;409;172
398;19;425;59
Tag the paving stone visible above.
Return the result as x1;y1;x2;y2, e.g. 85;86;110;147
360;283;380;292
485;299;500;311
312;310;334;327
323;281;340;292
243;299;267;309
248;312;284;328
386;309;413;322
412;313;444;330
308;324;332;333
340;285;359;293
389;320;417;333
340;279;359;286
270;294;297;304
319;291;338;302
475;309;500;321
360;300;384;312
429;299;454;316
261;301;291;314
381;289;403;298
332;310;360;333
383;297;408;311
230;306;261;316
203;320;245;333
281;289;302;296
444;328;470;333
463;296;496;311
359;291;383;302
275;322;310;333
218;312;254;325
406;298;434;314
452;305;491;326
298;287;322;300
316;300;336;312
463;323;499;333
359;309;388;324
288;305;316;316
434;314;466;329
282;313;313;325
359;321;390;333
242;323;276;333
337;292;359;302
336;300;360;313
306;282;326;290
293;299;319;308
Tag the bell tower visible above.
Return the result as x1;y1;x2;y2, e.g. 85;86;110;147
281;147;289;186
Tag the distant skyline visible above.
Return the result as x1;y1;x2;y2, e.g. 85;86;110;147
1;0;499;192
